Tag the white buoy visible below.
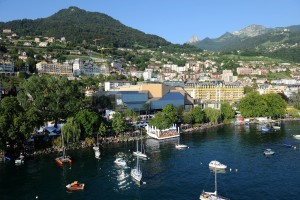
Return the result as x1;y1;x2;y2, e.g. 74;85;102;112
236;168;238;172
36;196;38;199
143;182;146;184
230;168;232;172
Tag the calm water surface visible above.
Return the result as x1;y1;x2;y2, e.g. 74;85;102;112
1;121;300;200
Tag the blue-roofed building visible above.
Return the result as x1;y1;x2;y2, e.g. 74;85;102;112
105;91;149;111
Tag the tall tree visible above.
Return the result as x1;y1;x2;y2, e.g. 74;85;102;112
111;112;126;135
62;117;81;145
238;91;267;117
75;109;100;137
190;106;204;124
221;103;235;121
204;107;221;124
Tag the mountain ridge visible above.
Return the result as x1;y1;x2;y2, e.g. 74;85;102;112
0;6;171;48
189;24;300;53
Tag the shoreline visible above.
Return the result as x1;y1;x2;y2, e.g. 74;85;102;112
3;118;299;159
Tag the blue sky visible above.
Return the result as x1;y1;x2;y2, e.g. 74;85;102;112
0;0;299;44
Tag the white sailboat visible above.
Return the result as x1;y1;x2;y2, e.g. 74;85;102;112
200;168;230;200
55;132;72;165
131;154;142;182
133;131;147;158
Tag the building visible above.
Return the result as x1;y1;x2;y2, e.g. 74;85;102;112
36;61;73;77
104;80;132;91
0;59;15;77
184;82;244;109
104;82;194;112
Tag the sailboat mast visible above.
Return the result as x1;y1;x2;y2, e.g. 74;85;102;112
215;167;217;196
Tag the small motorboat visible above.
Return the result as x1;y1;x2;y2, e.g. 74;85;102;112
175;144;188;149
209;160;227;170
283;142;296;149
261;126;270;132
66;181;85;191
114;158;126;166
264;149;275;156
15;154;25;165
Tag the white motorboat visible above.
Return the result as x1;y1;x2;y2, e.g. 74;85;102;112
175;144;188;149
209;160;227;170
114;158;126;166
131;155;142;182
200;165;230;200
264;149;275;156
293;135;300;140
15;154;25;165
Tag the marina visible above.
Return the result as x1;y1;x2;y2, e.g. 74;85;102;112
1;120;300;199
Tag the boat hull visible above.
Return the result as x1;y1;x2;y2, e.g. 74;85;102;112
131;168;142;182
55;156;72;165
209;161;227;170
66;183;85;191
133;151;147;158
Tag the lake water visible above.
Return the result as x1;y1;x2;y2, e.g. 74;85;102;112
1;121;300;200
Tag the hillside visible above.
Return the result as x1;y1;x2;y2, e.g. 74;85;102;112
190;24;300;62
0;7;171;48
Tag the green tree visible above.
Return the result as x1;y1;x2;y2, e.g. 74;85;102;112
262;93;287;118
221;103;235;121
182;110;193;124
111;112;126;135
190;106;204;124
0;97;28;149
204;107;221;124
75;109;100;137
162;104;178;125
123;109;138;123
238;91;267;117
148;111;171;130
62;117;81;145
17;75;84;125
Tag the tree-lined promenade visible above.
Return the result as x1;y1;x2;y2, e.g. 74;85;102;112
0;75;298;158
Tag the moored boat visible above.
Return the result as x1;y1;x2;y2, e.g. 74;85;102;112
66;181;85;191
264;148;275;156
15;154;25;165
114;158;126;166
209;160;227;170
131;155;142;182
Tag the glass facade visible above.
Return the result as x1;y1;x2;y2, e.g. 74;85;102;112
150;92;184;110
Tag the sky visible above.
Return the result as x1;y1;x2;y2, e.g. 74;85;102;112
0;0;300;44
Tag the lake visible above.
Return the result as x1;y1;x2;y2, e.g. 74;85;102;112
1;120;300;200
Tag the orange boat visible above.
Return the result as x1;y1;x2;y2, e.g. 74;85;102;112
66;181;85;191
55;156;72;165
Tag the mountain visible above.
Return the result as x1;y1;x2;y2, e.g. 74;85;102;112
187;35;199;44
190;24;300;52
0;7;171;48
232;24;269;37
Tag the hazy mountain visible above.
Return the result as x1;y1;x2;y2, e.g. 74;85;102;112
189;24;300;53
0;6;171;48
